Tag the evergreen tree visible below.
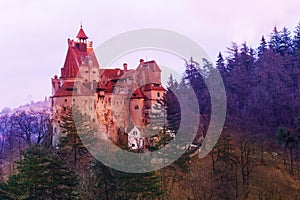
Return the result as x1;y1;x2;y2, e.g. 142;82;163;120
216;52;226;75
211;133;238;200
58;106;96;168
293;22;300;51
277;126;298;173
0;146;79;200
280;27;293;56
92;160;116;200
258;35;267;57
269;26;281;54
92;159;163;200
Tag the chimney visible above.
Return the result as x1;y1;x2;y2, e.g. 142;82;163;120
139;59;144;65
123;63;128;71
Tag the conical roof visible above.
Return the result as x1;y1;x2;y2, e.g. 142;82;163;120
76;26;88;40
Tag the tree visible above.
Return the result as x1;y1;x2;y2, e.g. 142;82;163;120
280;27;293;56
216;52;227;75
58;106;96;168
269;26;282;54
92;159;163;200
258;35;267;57
9;110;50;147
211;133;238;200
0;145;79;200
277;125;299;174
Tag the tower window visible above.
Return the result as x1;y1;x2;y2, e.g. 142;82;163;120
135;105;139;110
157;92;160;97
65;99;67;102
63;107;66;111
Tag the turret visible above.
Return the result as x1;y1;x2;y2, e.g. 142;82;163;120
75;25;89;52
51;75;60;95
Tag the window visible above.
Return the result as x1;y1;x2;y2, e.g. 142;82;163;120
157;92;160;97
85;71;89;73
135;105;139;110
63;107;66;111
65;99;67;102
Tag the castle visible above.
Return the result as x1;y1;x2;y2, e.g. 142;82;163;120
50;26;166;148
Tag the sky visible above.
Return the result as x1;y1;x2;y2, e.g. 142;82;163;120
0;0;300;110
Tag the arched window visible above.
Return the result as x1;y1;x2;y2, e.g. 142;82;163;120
135;105;139;110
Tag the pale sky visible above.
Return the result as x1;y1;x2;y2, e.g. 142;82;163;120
0;0;300;110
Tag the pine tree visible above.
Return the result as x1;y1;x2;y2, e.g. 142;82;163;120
269;26;281;54
58;106;96;168
258;35;267;57
212;133;238;200
293;22;300;51
277;127;298;173
92;159;163;200
280;27;293;56
92;160;116;200
1;145;79;200
216;52;226;75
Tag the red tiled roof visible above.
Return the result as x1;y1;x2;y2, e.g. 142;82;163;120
60;44;99;79
130;88;144;99
61;48;79;79
100;69;124;80
53;81;93;97
143;84;166;91
77;27;88;39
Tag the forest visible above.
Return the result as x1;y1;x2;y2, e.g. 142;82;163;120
0;23;300;199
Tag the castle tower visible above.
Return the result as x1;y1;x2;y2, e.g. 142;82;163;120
50;25;100;146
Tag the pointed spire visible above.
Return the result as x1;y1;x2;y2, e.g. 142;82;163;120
76;23;88;40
